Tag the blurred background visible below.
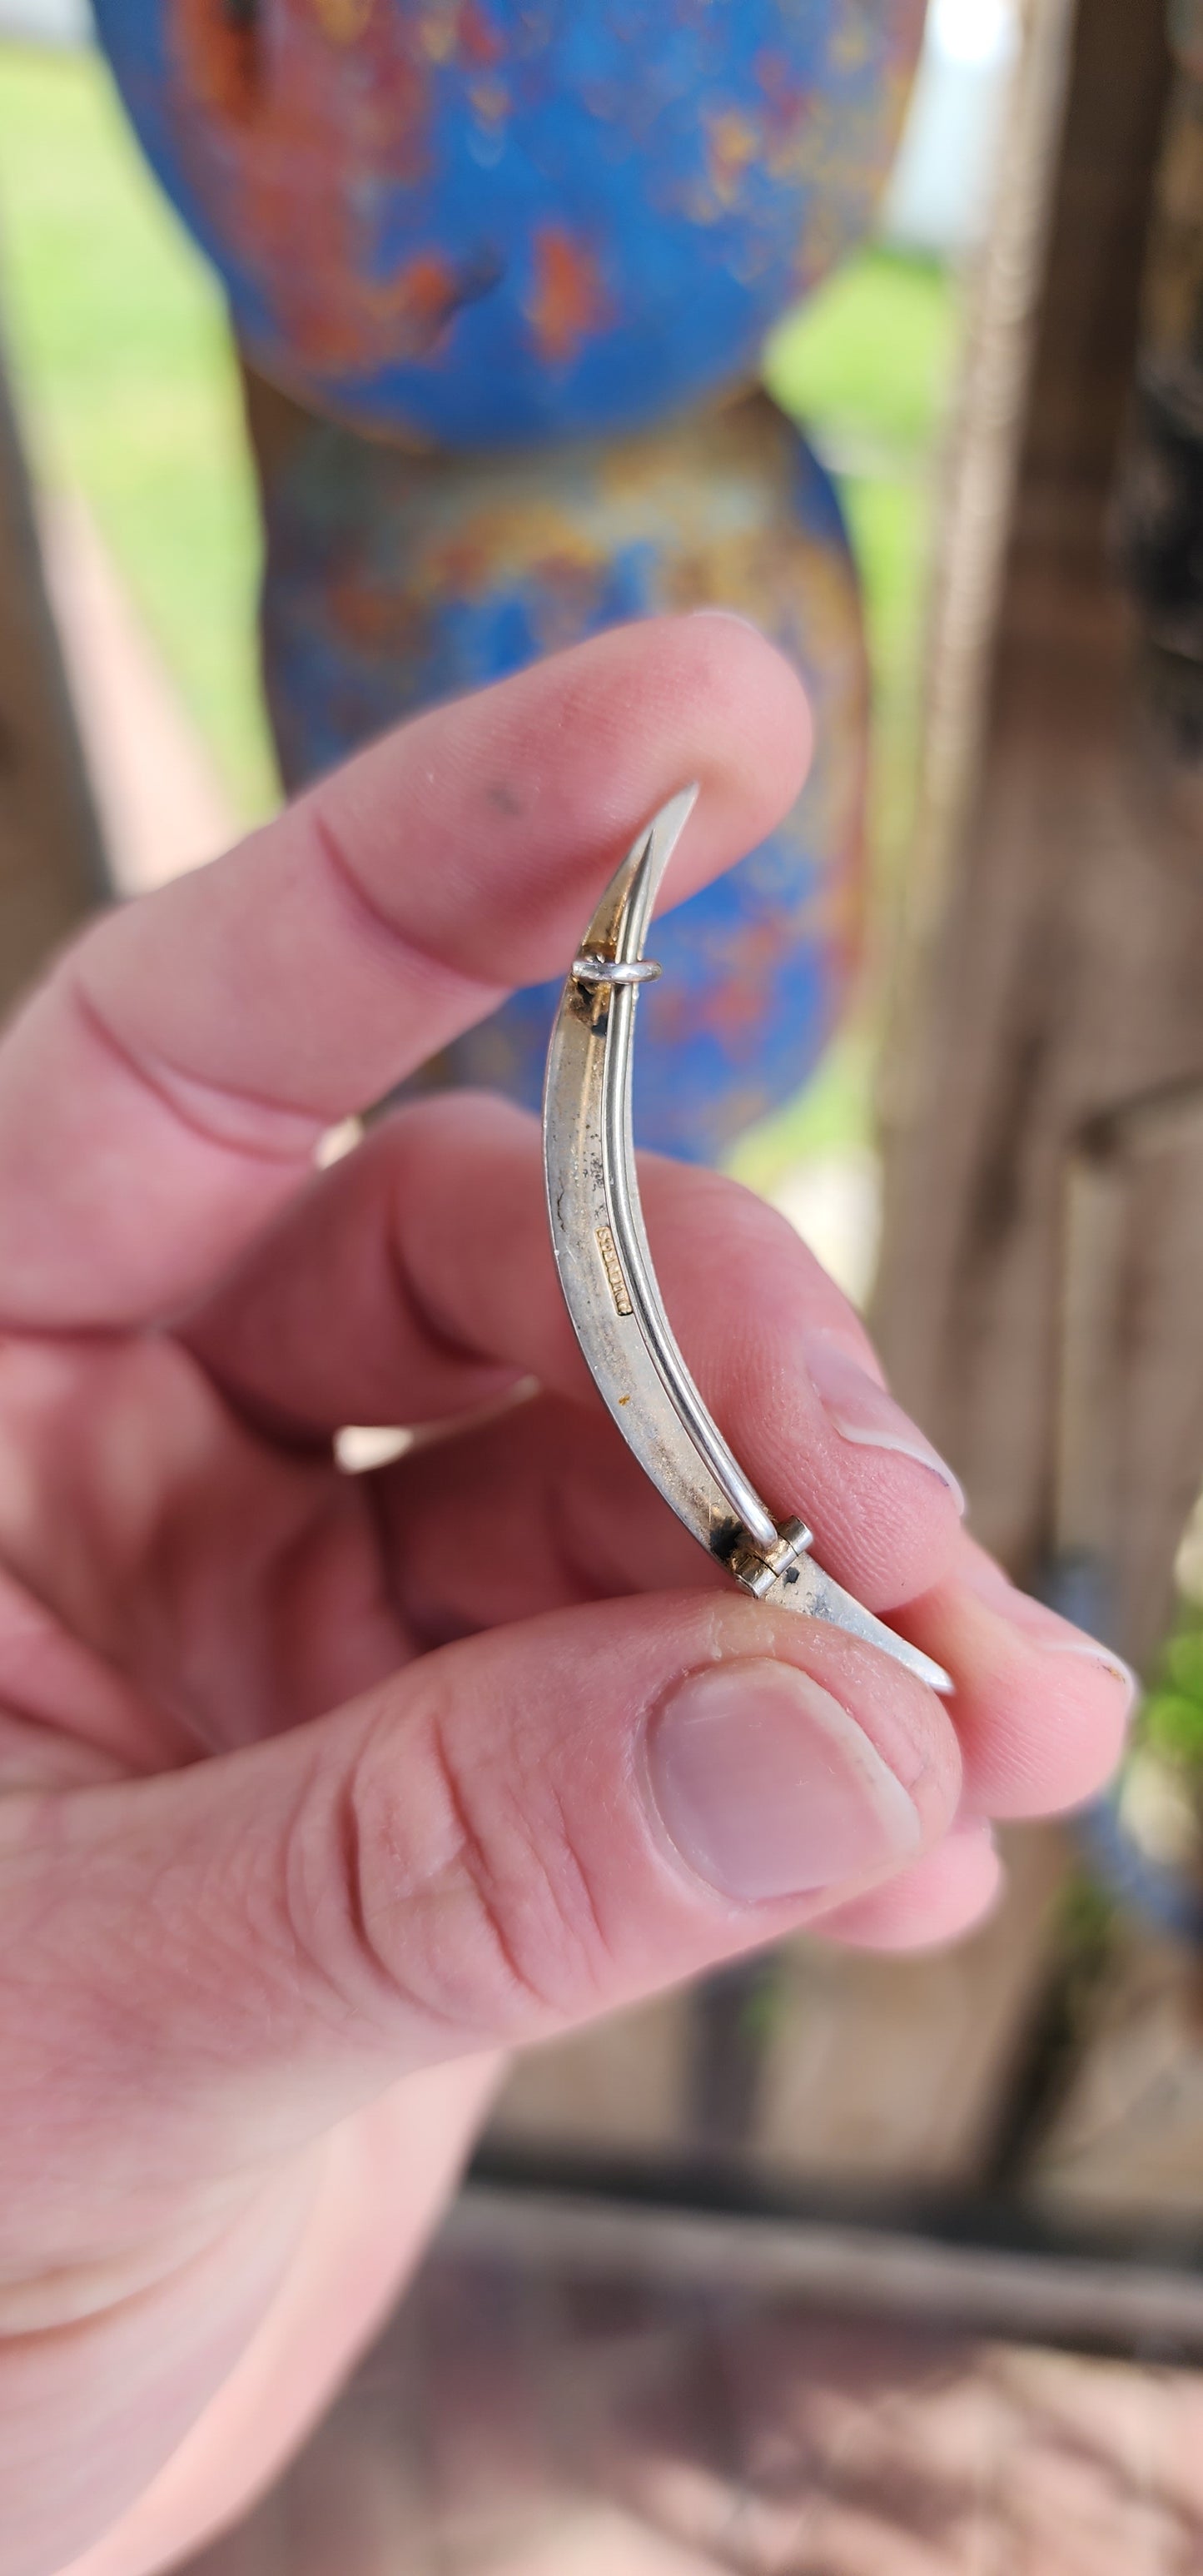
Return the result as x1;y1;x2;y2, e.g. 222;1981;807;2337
11;0;1203;2564
0;0;1013;1211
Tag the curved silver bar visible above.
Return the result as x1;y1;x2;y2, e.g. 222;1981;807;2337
542;791;953;1696
599;896;780;1554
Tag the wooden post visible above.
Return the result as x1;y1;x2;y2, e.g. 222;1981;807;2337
873;0;1176;1641
869;0;1203;2230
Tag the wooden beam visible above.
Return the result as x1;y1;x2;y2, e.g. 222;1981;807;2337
875;0;1179;1669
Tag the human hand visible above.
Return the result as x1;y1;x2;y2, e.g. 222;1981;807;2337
0;619;1131;2576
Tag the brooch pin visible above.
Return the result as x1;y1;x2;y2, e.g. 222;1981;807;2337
543;789;952;1694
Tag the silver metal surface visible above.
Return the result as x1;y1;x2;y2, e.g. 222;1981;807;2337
543;793;953;1697
572;953;663;987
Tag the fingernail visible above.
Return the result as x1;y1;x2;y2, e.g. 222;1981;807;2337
645;1658;922;1904
802;1330;966;1514
962;1562;1138;1718
688;606;764;636
1041;1640;1140;1723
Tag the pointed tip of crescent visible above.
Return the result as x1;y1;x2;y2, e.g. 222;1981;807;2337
634;782;700;906
781;1559;956;1697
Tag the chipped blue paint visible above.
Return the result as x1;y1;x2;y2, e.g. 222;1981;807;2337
257;389;867;1160
92;0;925;446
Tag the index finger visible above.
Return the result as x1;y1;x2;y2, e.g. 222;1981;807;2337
0;617;809;1327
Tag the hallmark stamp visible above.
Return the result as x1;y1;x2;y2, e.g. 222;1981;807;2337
596;1225;634;1316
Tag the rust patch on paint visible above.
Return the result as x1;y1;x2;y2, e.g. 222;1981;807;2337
170;0;439;369
176;0;262;122
526;225;607;368
458;0;502;66
363;247;502;355
311;0;374;46
704;107;760;211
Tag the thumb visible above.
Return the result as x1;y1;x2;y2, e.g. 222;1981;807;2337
5;1594;962;2209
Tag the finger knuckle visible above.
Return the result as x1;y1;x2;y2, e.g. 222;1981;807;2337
287;1688;611;2049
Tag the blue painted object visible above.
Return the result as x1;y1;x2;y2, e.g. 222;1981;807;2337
91;0;912;1157
250;378;867;1161
92;0;924;447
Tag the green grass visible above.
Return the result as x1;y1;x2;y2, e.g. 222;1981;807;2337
731;251;957;1188
1142;1619;1203;1769
0;42;276;820
768;248;955;901
764;246;957;465
724;1023;877;1197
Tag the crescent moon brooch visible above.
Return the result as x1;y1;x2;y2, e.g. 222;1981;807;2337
542;788;952;1696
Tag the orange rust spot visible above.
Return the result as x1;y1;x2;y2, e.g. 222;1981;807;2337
458;0;503;64
311;0;374;44
753;47;808;147
176;0;262;122
705;107;760;210
369;250;464;349
525;226;606;367
168;0;438;367
417;3;457;62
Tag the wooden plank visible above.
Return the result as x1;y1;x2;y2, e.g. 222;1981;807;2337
443;2183;1203;2347
485;1992;693;2161
181;2183;1203;2576
748;1826;1069;2189
1051;1087;1203;1668
873;0;1177;1639
869;0;1203;2226
708;0;1156;2209
482;1830;1070;2193
1028;1917;1203;2224
887;0;1078;1000
0;350;107;1007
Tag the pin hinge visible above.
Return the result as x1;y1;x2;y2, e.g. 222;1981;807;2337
572;952;663;989
723;1514;813;1597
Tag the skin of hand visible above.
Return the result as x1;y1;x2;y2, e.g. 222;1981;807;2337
0;618;1133;2576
